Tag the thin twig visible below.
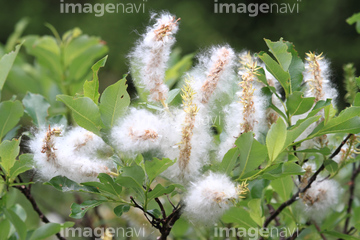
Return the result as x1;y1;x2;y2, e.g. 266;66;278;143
263;134;353;228
343;163;360;233
13;184;66;240
314;221;327;240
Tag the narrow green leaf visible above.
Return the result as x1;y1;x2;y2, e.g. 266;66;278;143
148;184;175;202
99;77;130;129
57;95;101;135
264;38;292;71
4;209;26;240
0;100;24;141
310;106;360;137
0;139;20;174
235;132;267;178
165;89;181;104
70;200;105;219
30;222;74;240
286;42;304;93
222;207;258;229
45;176;99;193
322;231;359;240
285;115;320;146
271;176;294;201
258;52;291;97
248;199;264;226
145;158;174;183
219;146;240;175
0;43;22;92
266;118;287;162
0;219;10;240
22;93;50;127
83;55;108;103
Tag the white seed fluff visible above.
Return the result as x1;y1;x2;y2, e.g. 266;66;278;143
183;172;238;224
298;179;341;222
111;108;165;156
30;126;114;183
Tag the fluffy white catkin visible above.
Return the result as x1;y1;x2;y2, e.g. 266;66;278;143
130;12;180;103
30;126;114;183
183;172;239;224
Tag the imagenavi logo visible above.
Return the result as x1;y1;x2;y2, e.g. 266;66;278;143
214;0;301;17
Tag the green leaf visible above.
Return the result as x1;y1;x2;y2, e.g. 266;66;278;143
4;209;26;240
70;200;105;219
286;92;315;116
248;199;264;226
23;36;62;80
222;207;258;229
285;115;320;146
270;176;294;201
9;154;33;181
235;132;267;179
64;34;108;83
148;184;175;202
30;222;74;240
353;92;360;106
165;53;194;88
0;43;22;93
83;173;122;198
83;55;108;103
45;176;99;193
264;38;292;71
0;139;20;174
310;106;360;137
322;231;359;240
165;89;181;104
99;76;130;129
57;95;102;135
145;158;174;183
0;100;24;141
347;13;360;33
324;104;337;125
116;166;145;199
113;205;130;217
258;52;291;97
22;93;50;127
266;118;287;162
0;219;10;240
262;162;304;180
219;147;240;175
324;159;338;174
286;42;304;93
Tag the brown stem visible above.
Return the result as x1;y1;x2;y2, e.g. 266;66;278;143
263;134;353;228
343;163;360;233
314;221;327;240
13;184;66;240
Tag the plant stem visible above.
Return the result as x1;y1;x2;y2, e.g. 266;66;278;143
263;134;352;228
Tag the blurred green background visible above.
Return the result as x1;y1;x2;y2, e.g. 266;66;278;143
1;0;360;104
